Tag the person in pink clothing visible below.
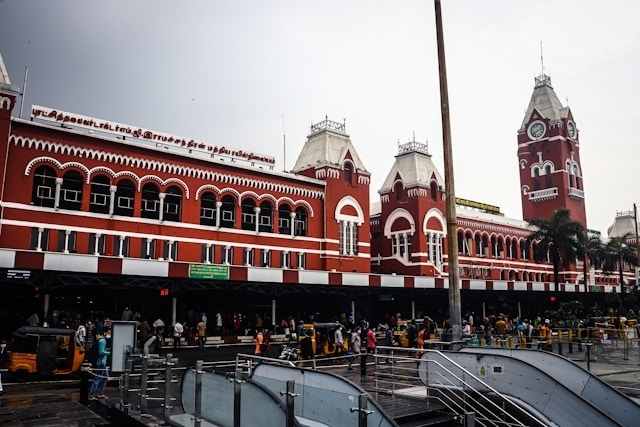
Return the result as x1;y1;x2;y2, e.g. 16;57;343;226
366;327;376;353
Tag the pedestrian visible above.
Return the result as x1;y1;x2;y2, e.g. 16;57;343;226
366;326;377;353
75;322;87;351
173;321;184;351
0;340;7;395
255;329;264;355
153;317;165;345
121;306;133;321
89;332;109;399
334;326;344;354
348;328;361;370
197;319;207;350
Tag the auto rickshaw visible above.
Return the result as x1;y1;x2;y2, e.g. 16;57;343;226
7;327;85;376
299;322;349;356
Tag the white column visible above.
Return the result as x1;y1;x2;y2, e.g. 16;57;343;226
402;232;408;260
271;299;276;327
172;297;177;326
54;177;63;209
146;238;152;258
215;201;222;228
43;293;50;322
167;240;174;261
158;192;166;222
205;243;212;264
108;185;117;216
94;233;101;255
411;300;416;320
119;235;125;257
36;227;43;251
254;206;261;233
64;230;71;254
289;212;296;237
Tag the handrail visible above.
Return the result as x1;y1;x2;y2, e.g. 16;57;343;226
376;346;548;427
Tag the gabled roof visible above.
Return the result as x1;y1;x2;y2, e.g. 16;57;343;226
292;121;368;173
379;141;443;194
520;74;570;129
0;51;12;90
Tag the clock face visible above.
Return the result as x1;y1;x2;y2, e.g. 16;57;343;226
528;121;546;140
567;121;577;139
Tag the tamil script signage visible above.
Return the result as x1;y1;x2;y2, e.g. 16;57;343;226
31;105;275;165
189;264;230;280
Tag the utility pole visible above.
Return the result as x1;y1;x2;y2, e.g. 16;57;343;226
434;0;461;340
634;203;640;290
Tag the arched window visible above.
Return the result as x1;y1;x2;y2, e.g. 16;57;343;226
89;175;111;214
457;230;465;255
141;183;160;220
278;204;292;234
343;161;353;184
474;234;482;256
533;167;540;177
200;192;217;226
294;206;308;236
259;201;273;233
164;186;182;222
544;164;552;175
430;181;438;201
511;238;518;259
220;195;236;228
394;181;405;202
544;165;552;187
114;179;135;217
32;165;56;208
241;198;256;231
59;171;83;210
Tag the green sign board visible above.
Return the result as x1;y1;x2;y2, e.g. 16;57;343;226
189;264;230;280
589;285;604;293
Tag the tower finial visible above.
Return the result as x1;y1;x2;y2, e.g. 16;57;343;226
540;40;544;76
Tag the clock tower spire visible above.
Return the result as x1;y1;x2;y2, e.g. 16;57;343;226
517;72;587;227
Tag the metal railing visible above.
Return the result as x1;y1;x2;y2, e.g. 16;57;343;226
373;346;547;427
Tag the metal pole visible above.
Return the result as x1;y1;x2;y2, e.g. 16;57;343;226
272;298;276;327
233;376;241;427
19;65;28;119
122;355;133;416
411;300;416;320
139;355;149;414
172;297;177;326
434;0;461;340
194;360;203;427
162;353;173;420
585;342;592;372
285;380;296;427
634;204;640;289
79;362;91;405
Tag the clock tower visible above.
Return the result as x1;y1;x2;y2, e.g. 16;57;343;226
517;73;587;227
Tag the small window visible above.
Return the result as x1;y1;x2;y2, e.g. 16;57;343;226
114;236;130;257
88;234;106;255
163;241;178;261
223;246;233;265
142;238;156;259
244;247;254;266
201;244;215;263
343;161;354;183
56;230;77;253
262;249;271;267
281;251;290;269
297;252;306;270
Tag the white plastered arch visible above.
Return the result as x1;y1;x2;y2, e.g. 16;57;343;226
384;208;416;238
423;207;446;236
335;195;364;225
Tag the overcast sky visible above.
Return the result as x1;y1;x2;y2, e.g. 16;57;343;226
1;0;638;234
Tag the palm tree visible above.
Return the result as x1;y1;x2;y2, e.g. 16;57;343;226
601;235;639;294
528;209;584;289
577;232;606;288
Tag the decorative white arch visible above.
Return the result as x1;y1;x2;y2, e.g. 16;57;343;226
239;191;260;203
422;208;446;236
114;171;140;186
59;162;90;179
88;166;116;183
276;196;296;208
138;175;164;190
335;195;365;225
384;208;415;238
163;177;190;199
24;156;62;175
257;193;278;205
195;184;220;200
219;187;241;199
294;199;315;218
